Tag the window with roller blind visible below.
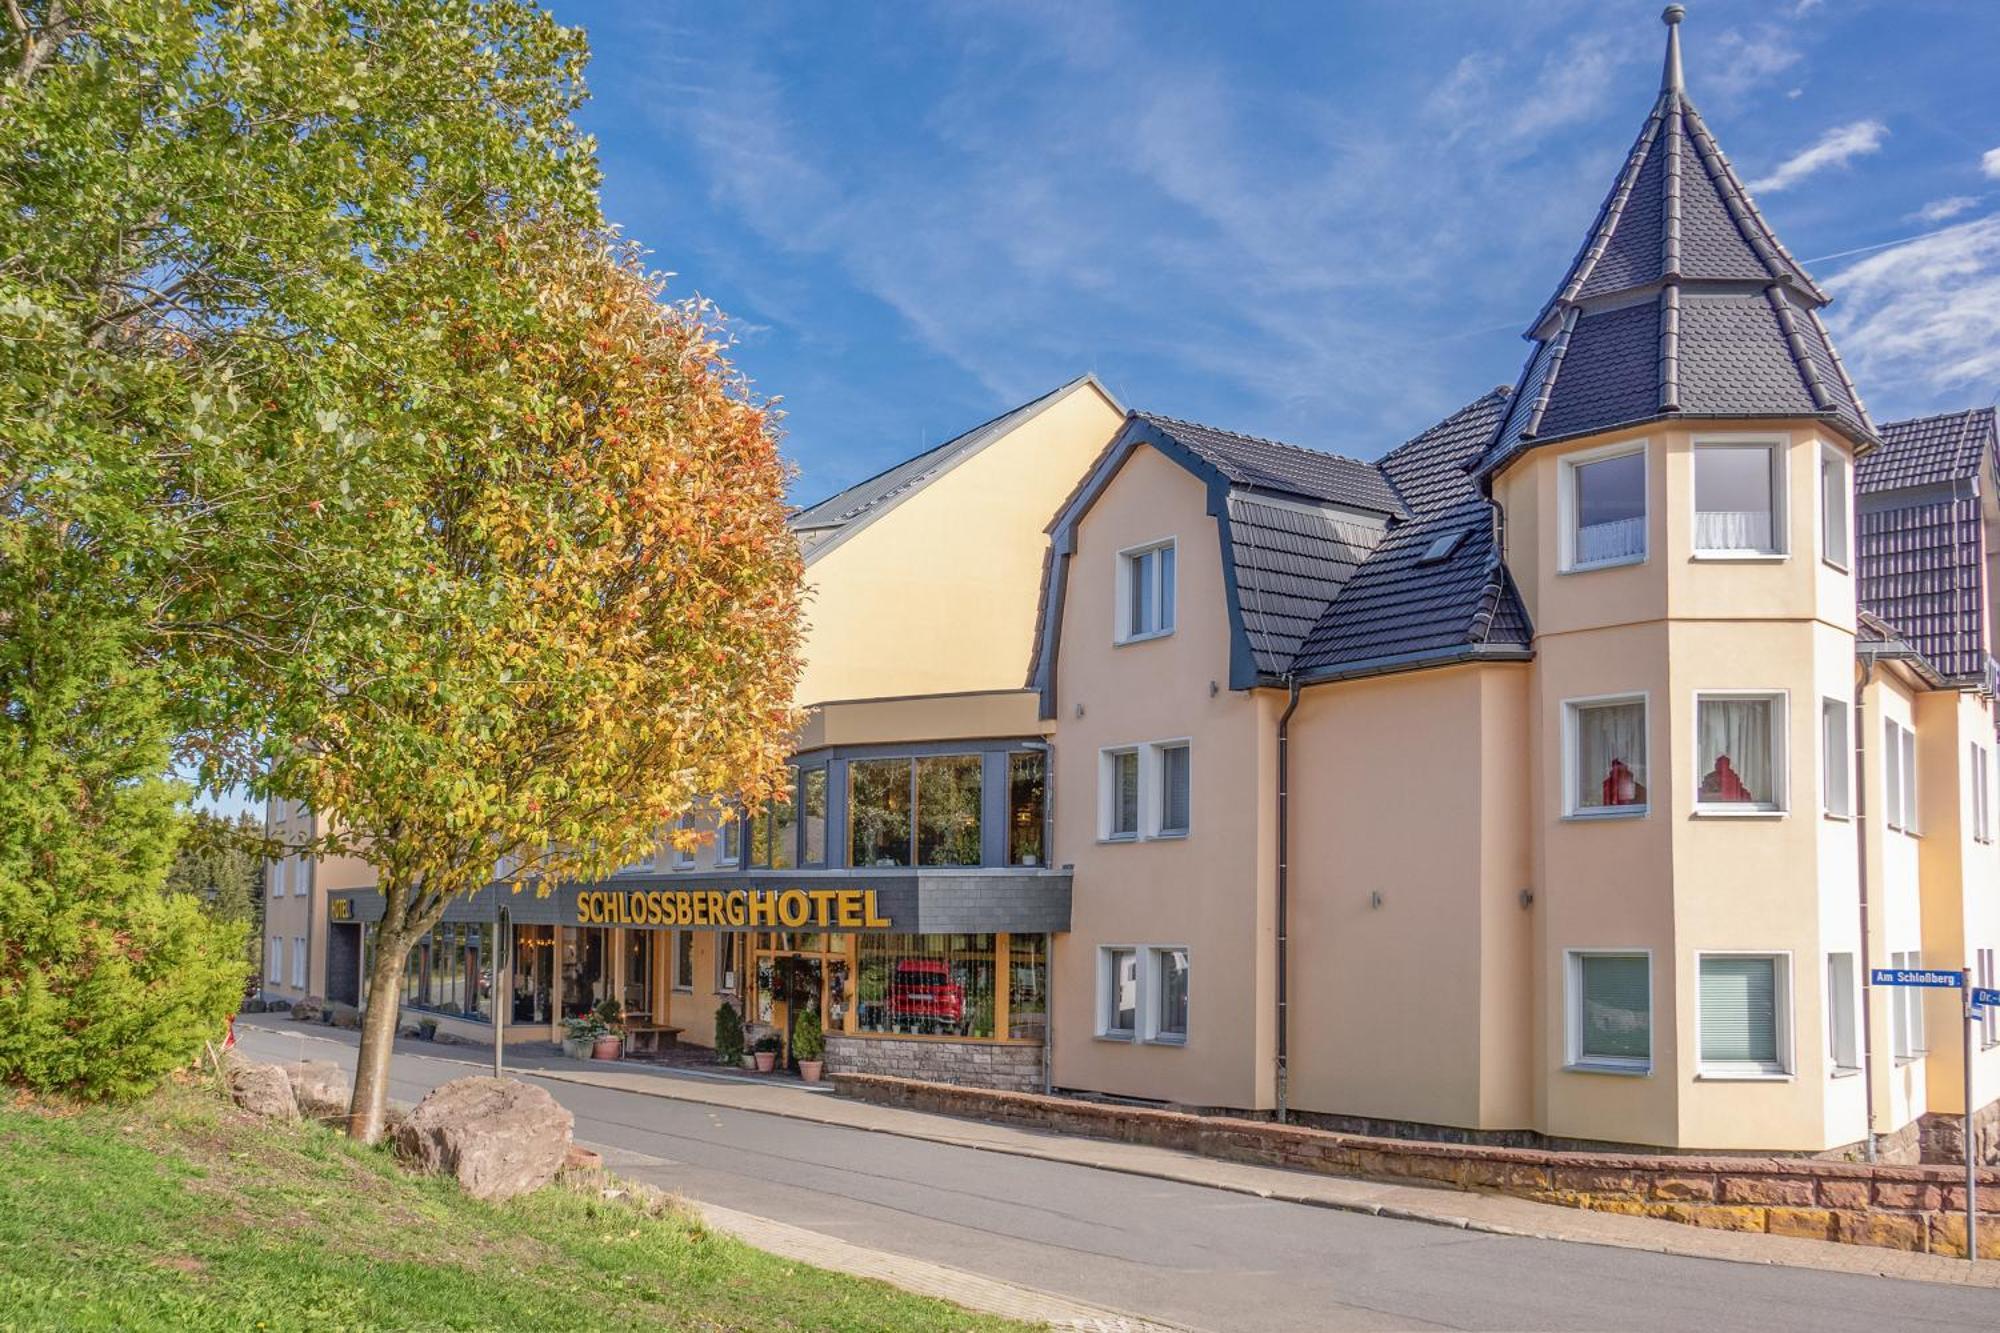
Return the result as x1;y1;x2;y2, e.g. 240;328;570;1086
1566;951;1651;1073
1697;953;1790;1077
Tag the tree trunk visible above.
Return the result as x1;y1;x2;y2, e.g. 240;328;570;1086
347;930;409;1144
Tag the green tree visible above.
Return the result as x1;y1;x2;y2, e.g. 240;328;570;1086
165;810;265;963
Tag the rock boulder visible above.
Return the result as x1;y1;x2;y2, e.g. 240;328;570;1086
289;995;324;1023
229;1062;298;1121
394;1077;573;1201
283;1060;351;1122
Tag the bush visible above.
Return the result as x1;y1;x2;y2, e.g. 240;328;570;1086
791;1009;823;1062
752;1034;782;1055
713;1002;744;1065
593;997;623;1032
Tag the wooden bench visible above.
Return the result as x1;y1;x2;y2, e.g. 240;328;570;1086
622;1024;683;1055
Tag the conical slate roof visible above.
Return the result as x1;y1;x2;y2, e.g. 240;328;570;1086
1479;6;1876;477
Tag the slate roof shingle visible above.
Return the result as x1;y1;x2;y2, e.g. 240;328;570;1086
1856;407;1997;493
1136;414;1408;517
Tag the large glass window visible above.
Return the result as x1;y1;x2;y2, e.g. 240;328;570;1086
1695;443;1782;555
1698;954;1786;1075
1568;697;1647;815
749;775;798;870
1119;541;1176;641
916;756;982;866
1007;934;1048;1041
855;934;998;1038
849;759;912;867
1695;693;1783;812
561;926;610;1019
1008;752;1046;866
802;768;828;866
623;929;654;1015
1568;448;1646;568
1569;952;1650;1071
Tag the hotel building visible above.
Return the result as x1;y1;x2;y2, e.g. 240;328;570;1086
271;11;2000;1161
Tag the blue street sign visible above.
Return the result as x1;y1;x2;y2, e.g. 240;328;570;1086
1870;968;1964;988
1973;988;2000;1009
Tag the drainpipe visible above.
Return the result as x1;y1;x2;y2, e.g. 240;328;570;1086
1856;657;1879;1164
1276;675;1301;1123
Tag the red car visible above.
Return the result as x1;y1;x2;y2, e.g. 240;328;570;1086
888;960;966;1032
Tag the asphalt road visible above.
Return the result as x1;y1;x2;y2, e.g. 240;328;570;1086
236;1025;1999;1332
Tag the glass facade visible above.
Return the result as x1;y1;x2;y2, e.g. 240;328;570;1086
849;759;913;867
400;922;493;1020
1008;752;1046;865
856;934;999;1037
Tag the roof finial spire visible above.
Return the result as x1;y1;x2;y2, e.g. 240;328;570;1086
1661;6;1686;94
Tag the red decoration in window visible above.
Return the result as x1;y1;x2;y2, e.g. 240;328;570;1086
1602;757;1646;806
1700;754;1753;804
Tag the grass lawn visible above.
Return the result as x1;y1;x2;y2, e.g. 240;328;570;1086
0;1075;1026;1331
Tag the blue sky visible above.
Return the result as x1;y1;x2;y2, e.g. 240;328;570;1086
553;0;2000;505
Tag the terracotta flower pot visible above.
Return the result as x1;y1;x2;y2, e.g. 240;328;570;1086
798;1059;824;1084
754;1050;777;1073
592;1034;622;1060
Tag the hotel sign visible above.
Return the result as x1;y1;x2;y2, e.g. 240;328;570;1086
575;886;895;931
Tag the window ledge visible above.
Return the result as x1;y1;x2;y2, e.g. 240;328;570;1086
1822;811;1852;823
1823;559;1851;575
1831;1065;1863;1079
1113;629;1175;647
1098;835;1139;846
1691;551;1788;563
1691;807;1787;819
1562;807;1649;822
1565;1061;1651;1077
1145;1036;1188;1048
1152;830;1191;841
1695;1069;1793;1082
1560;556;1646;576
1094;1032;1136;1044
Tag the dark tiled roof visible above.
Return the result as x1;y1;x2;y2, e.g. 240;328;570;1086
1295;390;1531;676
1857;407;1997;493
1137;413;1407;517
790;375;1116;559
1858;495;1986;681
1479;13;1875;478
1229;497;1387;675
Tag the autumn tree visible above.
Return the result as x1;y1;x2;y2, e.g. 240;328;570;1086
1;2;595;1094
260;227;804;1142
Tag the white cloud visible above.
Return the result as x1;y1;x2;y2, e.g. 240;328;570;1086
1707;28;1804;102
1749;119;1888;194
1983;147;2000;180
1825;215;2000;399
1912;196;1979;224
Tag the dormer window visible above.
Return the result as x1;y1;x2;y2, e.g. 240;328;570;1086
1694;442;1784;557
1560;443;1646;571
1116;539;1176;643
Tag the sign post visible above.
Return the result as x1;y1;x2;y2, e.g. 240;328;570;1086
1876;968;1972;1262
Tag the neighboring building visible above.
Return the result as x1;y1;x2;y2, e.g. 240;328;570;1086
272;11;2000;1161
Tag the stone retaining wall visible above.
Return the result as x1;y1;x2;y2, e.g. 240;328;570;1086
831;1073;2000;1258
825;1036;1044;1094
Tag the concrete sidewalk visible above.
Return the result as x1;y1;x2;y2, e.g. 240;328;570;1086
244;1017;2000;1291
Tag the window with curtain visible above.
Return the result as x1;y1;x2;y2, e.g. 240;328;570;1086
1568;448;1646;568
1569;697;1647;814
1695;694;1781;810
1571;952;1650;1070
1822;698;1851;816
1695;444;1781;554
1820;446;1850;567
1119;541;1176;640
1157;743;1191;835
916;755;983;866
1827;953;1858;1071
1008;752;1046;866
802;769;828;865
1007;934;1048;1041
1151;947;1190;1042
1105;749;1140;839
1699;954;1784;1074
849;759;913;867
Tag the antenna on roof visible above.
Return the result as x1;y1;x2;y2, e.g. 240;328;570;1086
1661;5;1686;94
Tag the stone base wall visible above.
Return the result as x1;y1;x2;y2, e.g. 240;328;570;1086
832;1073;2000;1259
1919;1101;2000;1166
824;1036;1043;1093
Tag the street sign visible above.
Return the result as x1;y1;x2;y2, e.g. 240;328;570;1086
1870;968;1964;988
1973;987;2000;1009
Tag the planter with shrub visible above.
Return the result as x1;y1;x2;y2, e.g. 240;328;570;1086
792;1008;825;1083
752;1033;781;1074
714;1001;745;1068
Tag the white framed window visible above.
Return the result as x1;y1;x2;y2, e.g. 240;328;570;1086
1559;441;1647;571
1822;697;1851;818
671;815;697;870
1978;948;1997;1049
267;936;282;984
269;861;282;899
1694;440;1785;556
1890;949;1927;1061
674;931;695;991
291;937;307;989
1827;952;1859;1073
1115;539;1177;643
1693;692;1786;813
1565;951;1651;1074
717;814;742;867
1150;947;1190;1043
1101;748;1140;841
1098;947;1139;1038
1155;741;1191;836
1564;694;1648;817
1972;743;1992;844
1820;444;1851;569
1697;952;1791;1077
714;934;738;993
1885;719;1917;834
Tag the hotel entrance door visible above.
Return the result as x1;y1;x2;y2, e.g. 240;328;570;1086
775;955;822;1070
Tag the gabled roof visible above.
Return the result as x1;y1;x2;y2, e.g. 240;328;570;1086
1478;8;1875;479
1857;407;1998;493
1134;413;1407;517
789;374;1120;562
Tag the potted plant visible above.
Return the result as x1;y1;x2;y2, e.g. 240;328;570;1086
792;1008;825;1084
752;1033;781;1074
714;1001;745;1068
591;997;624;1060
561;1013;604;1060
417;1016;438;1042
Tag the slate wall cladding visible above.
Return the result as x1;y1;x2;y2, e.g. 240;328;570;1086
825;1037;1043;1094
831;1075;2000;1259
